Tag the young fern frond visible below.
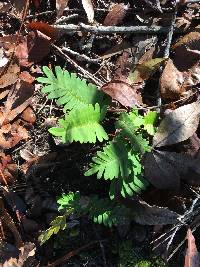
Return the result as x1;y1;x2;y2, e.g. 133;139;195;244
49;103;108;143
84;139;132;180
37;66;107;111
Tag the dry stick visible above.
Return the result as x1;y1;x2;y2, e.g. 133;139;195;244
61;47;101;63
54;23;183;34
52;44;104;86
48;240;106;267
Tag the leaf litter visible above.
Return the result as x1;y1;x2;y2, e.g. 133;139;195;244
0;0;200;266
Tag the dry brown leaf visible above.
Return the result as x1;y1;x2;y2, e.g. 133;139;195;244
10;0;28;18
0;123;28;149
0;153;17;184
0;63;20;89
19;71;35;84
184;229;200;267
103;3;129;26
21;107;36;124
81;0;94;23
15;37;30;67
101;80;143;107
160;59;184;99
56;0;69;18
0;80;34;126
27;30;51;63
153;101;200;147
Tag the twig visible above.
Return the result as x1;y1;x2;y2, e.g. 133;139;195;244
52;44;104;86
61;47;101;63
54;23;183;35
48;240;106;267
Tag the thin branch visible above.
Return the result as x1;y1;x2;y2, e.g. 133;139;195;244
54;23;183;34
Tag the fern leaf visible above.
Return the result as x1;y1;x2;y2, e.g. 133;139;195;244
116;112;150;153
85;139;132;180
37;66;107;111
49;104;108;143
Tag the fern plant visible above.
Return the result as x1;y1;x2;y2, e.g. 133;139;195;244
37;67;157;244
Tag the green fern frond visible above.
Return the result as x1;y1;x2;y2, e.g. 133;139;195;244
49;104;108;143
37;66;107;111
57;192;130;227
116;112;150;153
84;139;132;180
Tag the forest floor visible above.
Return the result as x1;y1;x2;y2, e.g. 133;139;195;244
0;0;200;266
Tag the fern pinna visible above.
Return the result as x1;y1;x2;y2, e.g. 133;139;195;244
37;67;157;243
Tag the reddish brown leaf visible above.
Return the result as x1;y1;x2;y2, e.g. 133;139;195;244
0;152;17;184
19;71;35;84
160;59;184;99
27;22;59;41
184;229;200;267
21;107;36;124
103;3;129;26
56;0;69;18
15;37;30;67
27;31;51;63
101;80;143;107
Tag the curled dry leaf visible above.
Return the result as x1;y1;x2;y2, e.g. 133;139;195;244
103;3;129;26
81;0;94;23
21;107;36;124
153;101;200;147
184;229;200;267
27;22;59;41
160;59;184;99
56;0;69;18
101;80;143;107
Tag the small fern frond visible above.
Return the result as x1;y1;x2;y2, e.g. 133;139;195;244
84;139;132;180
57;192;130;227
49;104;108;143
116;112;150;153
37;66;107;111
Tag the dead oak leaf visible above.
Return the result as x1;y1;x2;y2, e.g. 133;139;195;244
0;63;20;89
153;101;200;147
101;80;143;107
103;3;129;26
160;59;185;99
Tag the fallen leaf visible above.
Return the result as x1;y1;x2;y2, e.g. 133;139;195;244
81;0;94;23
184;229;200;267
56;0;69;18
144;150;192;189
0;80;34;125
32;0;41;9
173;25;200;71
27;31;51;63
0;123;28;149
160;59;184;99
0;153;17;184
15;37;30;67
19;71;35;84
101;80;143;107
153;101;200;147
0;63;20;88
103;3;129;26
21;107;36;124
